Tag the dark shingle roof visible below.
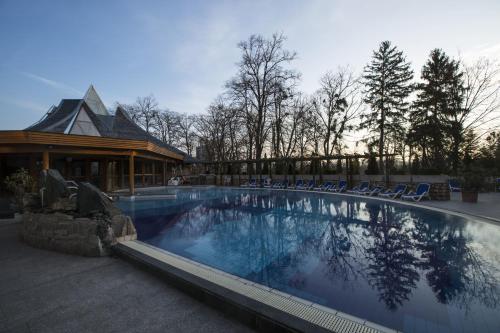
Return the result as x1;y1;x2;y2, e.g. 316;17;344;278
24;100;195;162
26;99;82;132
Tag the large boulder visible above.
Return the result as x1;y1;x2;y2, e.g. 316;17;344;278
40;169;69;207
111;214;137;242
77;182;120;217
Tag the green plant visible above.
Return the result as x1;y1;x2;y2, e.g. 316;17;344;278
4;168;34;193
4;168;34;212
460;166;485;192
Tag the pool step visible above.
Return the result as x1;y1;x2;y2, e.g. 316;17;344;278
114;240;398;333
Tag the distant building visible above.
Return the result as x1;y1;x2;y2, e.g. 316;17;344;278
0;85;193;193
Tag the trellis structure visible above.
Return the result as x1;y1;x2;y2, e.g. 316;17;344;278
197;153;397;188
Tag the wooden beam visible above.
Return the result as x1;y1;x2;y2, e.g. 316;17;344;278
129;152;135;195
0;130;184;160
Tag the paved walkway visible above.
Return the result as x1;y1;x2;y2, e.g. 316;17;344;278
420;192;500;222
0;223;253;333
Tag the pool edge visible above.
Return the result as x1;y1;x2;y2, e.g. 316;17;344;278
114;240;398;333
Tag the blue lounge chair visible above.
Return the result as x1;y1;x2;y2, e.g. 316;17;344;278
278;179;289;189
271;181;281;188
299;180;315;190
263;178;273;188
448;179;461;192
241;178;256;187
314;181;332;191
348;181;370;194
333;180;347;192
327;183;337;192
379;184;407;199
402;183;430;202
362;185;384;196
290;179;303;189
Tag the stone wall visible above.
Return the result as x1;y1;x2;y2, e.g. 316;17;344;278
20;212;137;257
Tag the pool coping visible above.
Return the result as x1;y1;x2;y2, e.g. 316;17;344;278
115;240;398;333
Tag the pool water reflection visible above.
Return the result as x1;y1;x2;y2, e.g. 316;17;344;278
117;188;500;333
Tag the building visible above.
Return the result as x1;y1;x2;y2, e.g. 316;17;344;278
0;86;192;194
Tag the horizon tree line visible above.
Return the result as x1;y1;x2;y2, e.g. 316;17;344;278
119;33;500;176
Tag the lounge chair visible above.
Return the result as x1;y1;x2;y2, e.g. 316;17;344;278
448;179;461;192
347;181;370;194
298;180;315;190
332;180;347;192
314;181;332;191
263;178;273;188
326;183;337;192
379;184;407;199
241;178;256;187
290;179;303;189
275;179;288;189
401;183;430;202
361;185;384;196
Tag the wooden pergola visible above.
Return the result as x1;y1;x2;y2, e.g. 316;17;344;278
0;131;185;194
197;153;396;187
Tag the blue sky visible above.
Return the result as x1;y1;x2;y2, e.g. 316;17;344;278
1;0;499;130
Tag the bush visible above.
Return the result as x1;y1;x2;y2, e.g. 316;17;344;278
4;168;34;194
4;168;34;212
460;165;486;192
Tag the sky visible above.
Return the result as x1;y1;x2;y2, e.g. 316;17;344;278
1;0;500;131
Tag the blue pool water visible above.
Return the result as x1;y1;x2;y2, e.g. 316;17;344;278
116;187;500;332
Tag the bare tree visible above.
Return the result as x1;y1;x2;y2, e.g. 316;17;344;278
313;67;364;157
459;58;500;150
178;113;197;156
226;33;299;173
129;95;159;133
153;109;180;145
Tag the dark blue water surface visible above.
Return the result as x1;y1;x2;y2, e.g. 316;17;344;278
116;187;500;333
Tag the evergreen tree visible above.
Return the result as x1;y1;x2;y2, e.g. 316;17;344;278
361;41;414;174
409;49;464;173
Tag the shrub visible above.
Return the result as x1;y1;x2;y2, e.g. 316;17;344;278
460;165;486;192
4;168;34;212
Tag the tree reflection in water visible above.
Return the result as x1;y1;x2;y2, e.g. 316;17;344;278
129;188;500;318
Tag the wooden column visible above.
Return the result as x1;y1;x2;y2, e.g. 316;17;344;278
152;161;156;185
129;153;135;195
163;160;167;186
120;159;125;188
42;151;50;170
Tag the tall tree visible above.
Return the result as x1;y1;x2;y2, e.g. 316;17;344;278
361;41;414;173
226;33;299;174
178;113;197;156
153;108;180;145
409;49;464;173
129;95;159;133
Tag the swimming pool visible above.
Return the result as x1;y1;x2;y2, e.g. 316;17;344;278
116;187;500;333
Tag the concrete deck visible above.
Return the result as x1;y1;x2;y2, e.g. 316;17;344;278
420;192;500;222
0;223;254;333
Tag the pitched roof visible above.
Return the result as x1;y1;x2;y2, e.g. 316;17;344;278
26;99;82;133
24;87;195;162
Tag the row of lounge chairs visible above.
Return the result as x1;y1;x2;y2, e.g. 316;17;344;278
241;178;431;202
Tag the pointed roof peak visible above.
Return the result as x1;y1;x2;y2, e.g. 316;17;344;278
83;84;109;115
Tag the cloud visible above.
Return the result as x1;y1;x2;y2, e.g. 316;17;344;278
461;43;500;62
20;71;83;95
